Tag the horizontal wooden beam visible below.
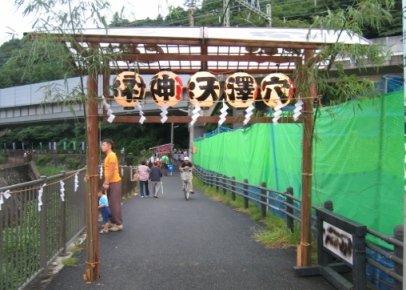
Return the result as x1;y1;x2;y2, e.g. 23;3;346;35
105;68;296;75
115;53;301;64
107;115;300;124
205;39;320;50
72;35;203;46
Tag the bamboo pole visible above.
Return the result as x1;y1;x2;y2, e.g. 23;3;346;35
297;49;315;266
84;69;100;281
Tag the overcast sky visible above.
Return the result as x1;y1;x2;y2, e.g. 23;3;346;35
0;0;186;45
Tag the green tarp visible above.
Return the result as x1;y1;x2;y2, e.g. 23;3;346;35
193;91;404;244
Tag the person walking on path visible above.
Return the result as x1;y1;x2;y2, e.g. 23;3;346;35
98;187;111;234
138;160;151;198
161;154;169;176
101;138;123;232
180;156;194;193
150;161;163;198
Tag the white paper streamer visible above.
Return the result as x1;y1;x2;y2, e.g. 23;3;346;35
293;99;304;121
74;173;79;192
99;165;103;179
218;99;229;126
138;103;146;124
0;190;11;211
160;103;169;123
190;103;201;126
121;167;124;176
107;114;116;123
59;180;65;202
37;183;46;212
102;96;115;123
243;101;255;126
102;100;110;109
273;100;283;125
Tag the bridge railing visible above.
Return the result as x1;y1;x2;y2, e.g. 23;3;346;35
194;166;403;289
0;165;136;290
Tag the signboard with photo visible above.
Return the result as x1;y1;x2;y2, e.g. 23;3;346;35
322;221;354;265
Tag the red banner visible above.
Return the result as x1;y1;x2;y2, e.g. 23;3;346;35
153;144;173;153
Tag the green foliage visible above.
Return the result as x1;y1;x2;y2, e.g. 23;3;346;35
101;122;190;154
61;257;78;267
255;216;301;248
70;245;83;254
37;164;67;176
1;123;85;147
1;201;40;289
65;157;82;169
105;0;401;39
36;155;52;166
0;121;189;162
0;38;76;89
303;0;394;104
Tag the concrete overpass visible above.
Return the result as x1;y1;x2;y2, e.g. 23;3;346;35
0;74;191;129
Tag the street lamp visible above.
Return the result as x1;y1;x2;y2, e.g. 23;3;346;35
170;123;179;146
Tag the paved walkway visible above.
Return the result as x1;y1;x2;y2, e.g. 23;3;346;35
44;170;335;290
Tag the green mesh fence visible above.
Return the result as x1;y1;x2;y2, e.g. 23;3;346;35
193;91;404;246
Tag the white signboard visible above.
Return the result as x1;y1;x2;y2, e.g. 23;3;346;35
322;221;354;265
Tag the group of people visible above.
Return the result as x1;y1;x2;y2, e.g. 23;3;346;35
97;139;195;234
148;153;172;176
171;150;189;166
137;160;163;198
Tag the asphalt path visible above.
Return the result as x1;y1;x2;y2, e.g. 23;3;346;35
45;170;335;290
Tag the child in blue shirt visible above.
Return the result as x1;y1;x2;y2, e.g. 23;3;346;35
168;163;174;176
98;187;111;234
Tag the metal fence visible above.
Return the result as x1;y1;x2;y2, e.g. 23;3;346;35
0;150;26;168
0;165;136;290
194;166;404;290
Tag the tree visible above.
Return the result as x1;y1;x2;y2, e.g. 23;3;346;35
0;38;76;88
109;11;131;27
11;0;113;282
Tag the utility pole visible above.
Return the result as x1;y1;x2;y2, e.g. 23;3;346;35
266;4;271;27
234;0;271;27
187;0;197;26
187;0;199;159
223;0;230;27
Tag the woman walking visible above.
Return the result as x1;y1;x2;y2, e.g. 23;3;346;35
137;160;150;197
150;161;163;198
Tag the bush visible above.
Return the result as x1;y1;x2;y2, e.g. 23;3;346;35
65;157;81;169
36;155;52;166
37;165;67;176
